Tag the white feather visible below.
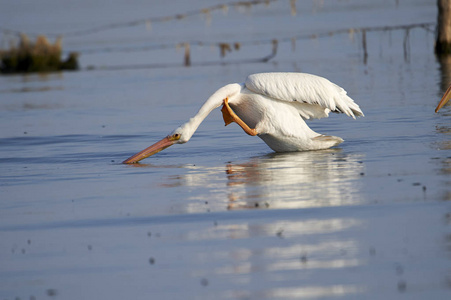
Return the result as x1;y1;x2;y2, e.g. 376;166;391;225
245;72;363;119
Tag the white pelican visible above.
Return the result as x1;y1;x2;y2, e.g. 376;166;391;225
436;85;451;113
123;72;364;164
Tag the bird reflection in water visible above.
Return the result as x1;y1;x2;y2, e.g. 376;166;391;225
224;149;365;210
129;149;366;212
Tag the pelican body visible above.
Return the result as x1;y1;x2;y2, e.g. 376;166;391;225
123;72;364;163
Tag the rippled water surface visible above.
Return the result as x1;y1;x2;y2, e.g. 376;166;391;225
1;1;450;299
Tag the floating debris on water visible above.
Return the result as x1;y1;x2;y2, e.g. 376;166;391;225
300;253;308;264
200;278;209;286
369;247;376;256
46;288;58;297
395;264;404;275
397;280;407;292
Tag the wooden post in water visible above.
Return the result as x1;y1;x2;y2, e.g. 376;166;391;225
436;0;451;54
184;43;191;67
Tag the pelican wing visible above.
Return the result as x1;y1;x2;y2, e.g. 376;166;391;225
245;72;364;119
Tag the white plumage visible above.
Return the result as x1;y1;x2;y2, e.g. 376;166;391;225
123;72;364;164
245;73;362;119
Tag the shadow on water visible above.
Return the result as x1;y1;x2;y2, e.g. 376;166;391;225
0;204;366;232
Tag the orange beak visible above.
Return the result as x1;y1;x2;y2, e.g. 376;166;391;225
436;85;451;113
122;136;175;164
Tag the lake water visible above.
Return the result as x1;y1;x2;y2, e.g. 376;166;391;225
1;0;450;299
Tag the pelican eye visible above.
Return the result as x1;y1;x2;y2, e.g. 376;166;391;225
172;133;181;140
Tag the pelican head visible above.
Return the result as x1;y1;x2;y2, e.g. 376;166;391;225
122;125;194;164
